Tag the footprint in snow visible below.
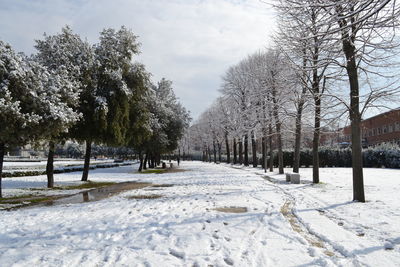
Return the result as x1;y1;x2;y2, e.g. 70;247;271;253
224;258;234;266
384;242;394;250
169;249;186;259
242;250;249;258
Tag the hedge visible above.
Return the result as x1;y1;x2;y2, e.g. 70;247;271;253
2;162;133;178
271;143;400;169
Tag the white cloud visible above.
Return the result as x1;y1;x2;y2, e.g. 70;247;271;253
0;0;276;119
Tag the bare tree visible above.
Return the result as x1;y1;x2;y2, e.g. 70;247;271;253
274;0;400;201
274;0;339;182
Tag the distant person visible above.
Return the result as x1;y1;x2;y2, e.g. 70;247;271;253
177;156;180;166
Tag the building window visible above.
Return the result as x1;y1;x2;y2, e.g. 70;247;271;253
378;127;382;135
396;122;400;131
369;130;372;137
383;125;388;134
389;124;394;133
373;128;377;136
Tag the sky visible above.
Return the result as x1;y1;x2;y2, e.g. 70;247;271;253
0;0;276;120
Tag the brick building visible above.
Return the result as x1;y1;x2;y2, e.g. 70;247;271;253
340;108;400;146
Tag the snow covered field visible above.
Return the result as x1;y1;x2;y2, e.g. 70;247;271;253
2;159;115;170
0;162;399;266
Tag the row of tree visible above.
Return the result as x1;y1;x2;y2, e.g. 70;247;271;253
183;0;400;202
0;26;190;197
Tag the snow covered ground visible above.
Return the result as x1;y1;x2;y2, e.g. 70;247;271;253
0;162;399;266
3;159;115;170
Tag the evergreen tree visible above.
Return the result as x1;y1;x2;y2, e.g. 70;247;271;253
34;26;93;187
71;26;141;181
0;41;80;197
136;78;191;170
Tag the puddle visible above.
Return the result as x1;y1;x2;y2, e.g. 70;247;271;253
43;182;152;206
214;207;248;213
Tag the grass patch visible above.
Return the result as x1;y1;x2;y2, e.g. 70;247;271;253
0;194;37;200
59;181;116;190
0;195;52;205
140;168;187;174
127;194;163;199
280;200;335;256
21;197;52;204
214;207;248;213
27;181;116;191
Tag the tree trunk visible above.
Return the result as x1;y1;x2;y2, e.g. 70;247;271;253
46;140;55;188
151;153;155;168
262;135;268;172
218;142;222;163
0;143;5;198
156;153;161;166
343;37;365;202
148;154;152;169
311;43;321;183
272;90;284;174
238;139;243;165
244;134;249;166
293;91;307;173
213;140;217;163
143;153;148;170
225;132;230;164
251;132;257;168
293;109;302;173
276;126;284;174
233;138;237;164
81;139;92;182
268;124;274;172
261;136;265;169
138;152;143;172
293;48;308;173
312;94;321;183
351;113;364;202
264;136;268;173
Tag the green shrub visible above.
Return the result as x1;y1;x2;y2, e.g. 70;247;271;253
269;143;399;169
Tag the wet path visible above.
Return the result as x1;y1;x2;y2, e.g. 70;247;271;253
44;182;152;206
